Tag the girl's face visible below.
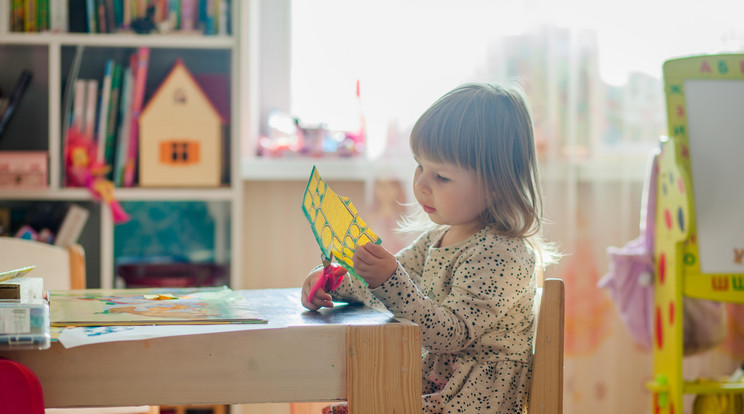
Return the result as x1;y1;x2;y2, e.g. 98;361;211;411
413;155;489;237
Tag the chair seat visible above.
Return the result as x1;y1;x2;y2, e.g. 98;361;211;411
0;358;45;414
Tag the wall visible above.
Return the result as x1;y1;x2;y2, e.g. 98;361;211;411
241;179;369;289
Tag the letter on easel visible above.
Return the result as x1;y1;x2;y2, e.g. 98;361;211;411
734;248;744;265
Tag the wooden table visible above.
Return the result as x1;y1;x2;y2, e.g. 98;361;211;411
0;288;422;413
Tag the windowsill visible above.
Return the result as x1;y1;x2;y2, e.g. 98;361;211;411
241;157;415;181
240;156;648;183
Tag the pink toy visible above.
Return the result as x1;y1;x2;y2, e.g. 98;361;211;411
64;127;130;224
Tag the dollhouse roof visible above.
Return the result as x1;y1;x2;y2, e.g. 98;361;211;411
140;58;227;125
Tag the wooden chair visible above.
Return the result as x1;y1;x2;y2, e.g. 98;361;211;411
0;237;85;291
528;278;565;414
0;237;157;414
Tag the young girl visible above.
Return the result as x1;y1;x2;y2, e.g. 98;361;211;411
302;82;556;413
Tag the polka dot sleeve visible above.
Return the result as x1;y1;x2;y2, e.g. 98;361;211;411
329;230;434;308
371;228;535;359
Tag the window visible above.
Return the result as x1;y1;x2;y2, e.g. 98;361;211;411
255;0;744;164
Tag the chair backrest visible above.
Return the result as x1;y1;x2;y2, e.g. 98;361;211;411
0;237;85;290
528;278;565;414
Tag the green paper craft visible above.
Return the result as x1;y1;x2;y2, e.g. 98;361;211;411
0;266;35;282
301;166;381;284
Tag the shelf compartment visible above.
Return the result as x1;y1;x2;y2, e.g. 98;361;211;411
114;200;232;288
59;45;232;187
0;44;49;152
0;200;101;288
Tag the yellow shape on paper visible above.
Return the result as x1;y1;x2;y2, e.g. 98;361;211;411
144;294;178;300
302;166;381;283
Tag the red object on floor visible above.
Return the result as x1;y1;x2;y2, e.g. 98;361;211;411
0;358;45;413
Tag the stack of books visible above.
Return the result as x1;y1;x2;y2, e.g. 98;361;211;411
0;266;50;350
65;47;149;187
9;0;231;35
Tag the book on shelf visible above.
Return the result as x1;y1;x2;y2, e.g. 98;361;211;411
6;0;51;32
104;62;123;180
68;0;88;32
123;46;150;187
0;69;32;141
49;0;68;32
202;0;216;35
38;0;50;30
180;0;197;31
23;0;38;32
10;0;22;32
114;64;133;186
85;0;97;33
63;47;150;187
95;58;126;176
72;79;87;132
83;79;98;144
10;0;232;34
103;0;117;34
95;59;115;166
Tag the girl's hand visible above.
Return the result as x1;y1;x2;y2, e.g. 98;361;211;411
352;243;397;289
301;268;335;310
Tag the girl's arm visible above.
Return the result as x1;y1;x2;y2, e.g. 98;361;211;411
330;231;434;307
371;241;535;354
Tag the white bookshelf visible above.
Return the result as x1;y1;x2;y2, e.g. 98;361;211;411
0;1;244;290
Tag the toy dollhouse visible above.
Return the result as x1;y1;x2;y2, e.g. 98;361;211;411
138;59;225;187
648;53;744;414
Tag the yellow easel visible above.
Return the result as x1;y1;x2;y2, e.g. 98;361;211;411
648;54;744;414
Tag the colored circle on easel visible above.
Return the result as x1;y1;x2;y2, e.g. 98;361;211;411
669;301;675;326
683;253;696;266
659;252;666;284
655;306;663;349
677;207;685;232
665;209;673;230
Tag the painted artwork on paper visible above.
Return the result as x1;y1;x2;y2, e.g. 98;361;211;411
49;286;265;326
301;166;381;282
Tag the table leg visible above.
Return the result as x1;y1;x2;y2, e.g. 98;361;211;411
346;323;421;413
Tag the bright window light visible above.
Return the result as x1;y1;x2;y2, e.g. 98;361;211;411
290;0;744;160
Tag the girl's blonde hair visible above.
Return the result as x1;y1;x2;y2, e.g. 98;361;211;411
403;82;556;263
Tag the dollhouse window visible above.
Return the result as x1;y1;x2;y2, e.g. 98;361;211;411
173;88;187;104
160;140;200;165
